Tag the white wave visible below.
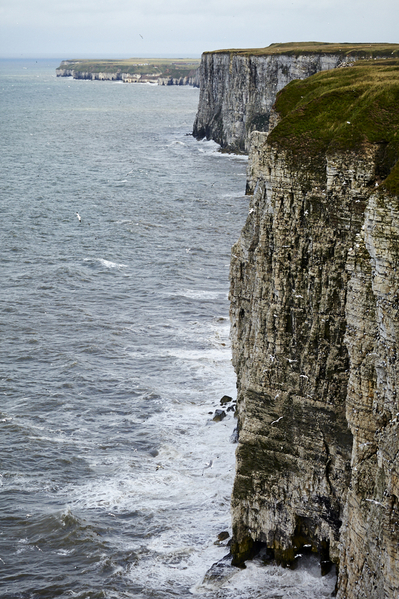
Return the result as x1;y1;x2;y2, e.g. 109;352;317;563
56;548;74;556
84;257;127;269
62;396;237;592
165;346;230;363
167;140;187;147
100;259;127;269
195;139;248;161
165;289;227;300
126;318;232;386
27;434;79;445
193;555;337;598
196;140;220;155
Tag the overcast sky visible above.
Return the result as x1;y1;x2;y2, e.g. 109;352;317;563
1;0;398;59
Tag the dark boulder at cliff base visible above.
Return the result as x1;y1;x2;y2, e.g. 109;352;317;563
212;409;226;422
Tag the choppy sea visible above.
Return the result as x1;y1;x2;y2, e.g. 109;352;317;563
0;59;336;598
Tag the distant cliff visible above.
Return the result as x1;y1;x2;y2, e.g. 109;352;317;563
193;43;399;156
229;57;399;598
56;58;200;87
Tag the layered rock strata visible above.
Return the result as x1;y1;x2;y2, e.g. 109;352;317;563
193;43;399;156
229;60;399;598
338;192;399;597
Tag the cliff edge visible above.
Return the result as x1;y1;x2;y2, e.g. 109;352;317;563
229;58;399;598
193;42;399;157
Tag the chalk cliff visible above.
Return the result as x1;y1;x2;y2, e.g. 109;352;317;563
56;69;199;87
228;58;399;598
56;68;199;86
56;59;200;86
193;43;399;157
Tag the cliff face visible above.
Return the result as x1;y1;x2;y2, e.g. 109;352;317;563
192;43;399;155
338;192;399;597
230;140;363;568
229;60;399;598
157;75;200;86
56;69;121;81
193;52;354;153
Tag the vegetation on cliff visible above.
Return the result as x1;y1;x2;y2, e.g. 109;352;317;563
268;59;399;195
206;41;399;59
194;42;399;155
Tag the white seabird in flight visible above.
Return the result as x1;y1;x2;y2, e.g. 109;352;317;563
76;212;81;223
202;459;213;475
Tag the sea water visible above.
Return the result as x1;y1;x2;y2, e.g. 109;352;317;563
0;59;336;598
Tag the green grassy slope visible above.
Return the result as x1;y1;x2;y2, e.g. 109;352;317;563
205;41;399;58
268;59;399;195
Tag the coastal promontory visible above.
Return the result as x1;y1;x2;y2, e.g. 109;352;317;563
193;42;399;157
56;57;200;86
193;43;399;598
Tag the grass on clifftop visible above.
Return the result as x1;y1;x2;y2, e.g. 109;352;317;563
267;59;399;195
205;42;399;59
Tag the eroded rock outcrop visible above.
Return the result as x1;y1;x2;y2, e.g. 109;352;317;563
229;59;399;597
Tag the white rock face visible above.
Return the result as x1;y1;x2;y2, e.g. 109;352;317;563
56;69;199;86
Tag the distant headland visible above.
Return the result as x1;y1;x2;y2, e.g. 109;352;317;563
56;57;200;86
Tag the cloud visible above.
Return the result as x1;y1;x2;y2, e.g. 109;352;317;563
1;0;390;21
0;0;398;57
